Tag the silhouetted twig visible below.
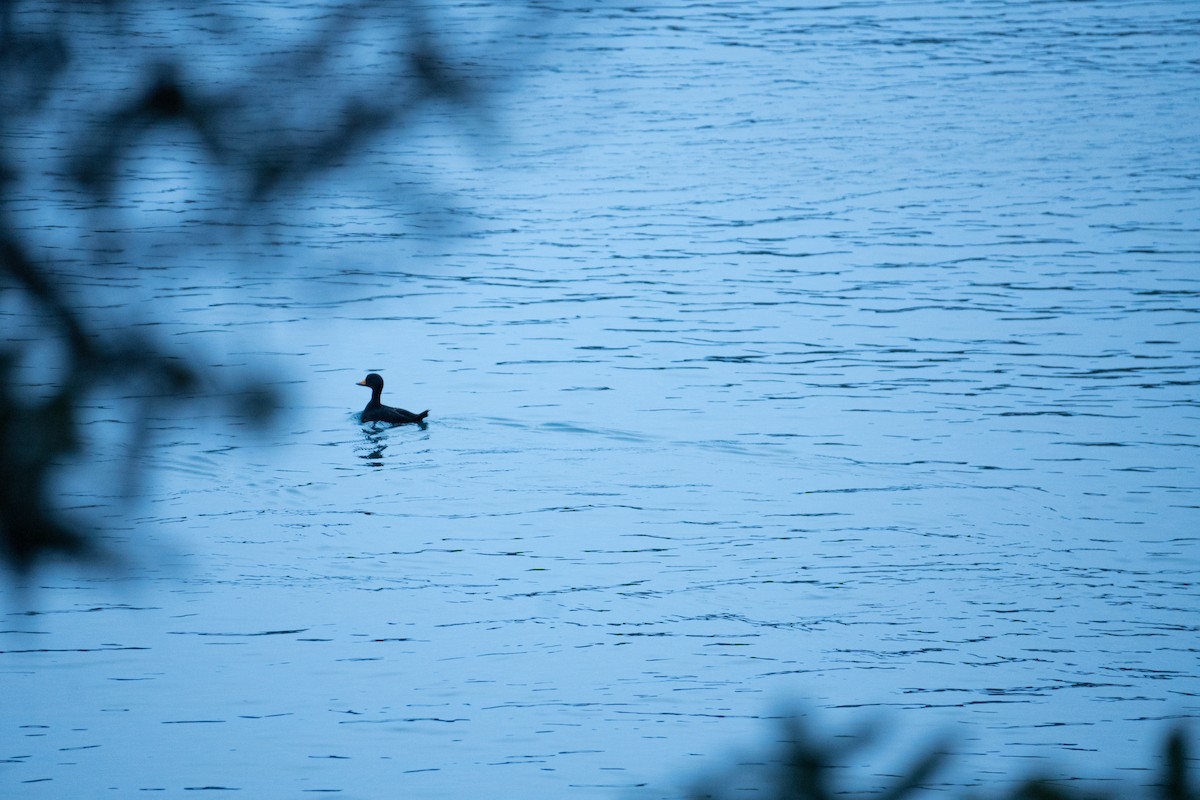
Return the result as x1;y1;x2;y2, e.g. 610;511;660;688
0;0;528;573
689;717;1194;800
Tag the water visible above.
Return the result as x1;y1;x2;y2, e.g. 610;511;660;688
3;1;1199;797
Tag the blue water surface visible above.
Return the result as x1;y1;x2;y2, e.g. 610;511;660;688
2;1;1198;797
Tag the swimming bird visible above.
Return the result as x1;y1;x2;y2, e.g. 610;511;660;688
356;373;429;425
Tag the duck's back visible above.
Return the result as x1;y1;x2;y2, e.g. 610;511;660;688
362;404;429;424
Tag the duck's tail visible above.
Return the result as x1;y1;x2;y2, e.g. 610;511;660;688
416;410;430;421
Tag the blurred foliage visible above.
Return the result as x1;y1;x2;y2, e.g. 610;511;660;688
688;717;1196;800
0;0;535;574
3;6;1195;799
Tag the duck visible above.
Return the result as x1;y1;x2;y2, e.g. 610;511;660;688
356;373;429;425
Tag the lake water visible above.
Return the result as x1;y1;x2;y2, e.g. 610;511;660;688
3;1;1199;797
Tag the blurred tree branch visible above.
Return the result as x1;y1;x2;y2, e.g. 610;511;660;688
689;716;1195;800
0;0;538;574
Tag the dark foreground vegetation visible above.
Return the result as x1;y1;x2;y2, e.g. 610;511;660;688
1;0;518;572
689;717;1195;800
2;5;1193;798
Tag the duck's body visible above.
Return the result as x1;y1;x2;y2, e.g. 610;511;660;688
357;373;429;425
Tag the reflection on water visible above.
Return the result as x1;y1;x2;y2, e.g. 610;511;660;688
358;426;389;465
3;0;1199;798
357;421;430;467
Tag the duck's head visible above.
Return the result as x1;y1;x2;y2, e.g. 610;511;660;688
357;373;384;390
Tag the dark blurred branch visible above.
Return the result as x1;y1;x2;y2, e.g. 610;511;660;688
690;716;949;800
690;717;1195;800
0;352;94;572
1;0;533;574
1;232;93;356
1163;727;1193;800
71;63;230;196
